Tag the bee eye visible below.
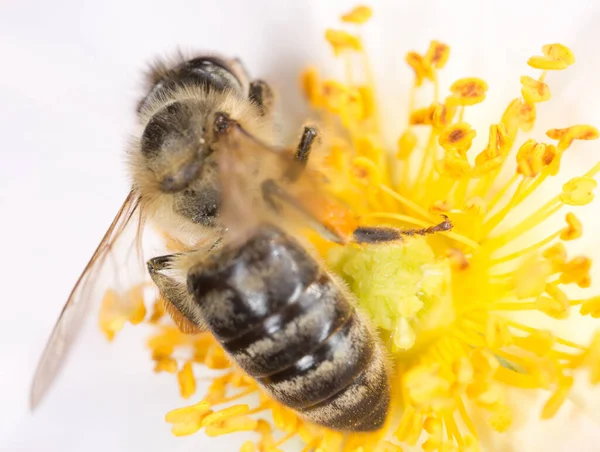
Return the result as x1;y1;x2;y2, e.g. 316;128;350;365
141;102;191;158
140;100;206;193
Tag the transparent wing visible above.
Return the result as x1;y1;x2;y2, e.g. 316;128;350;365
30;190;143;410
215;115;350;245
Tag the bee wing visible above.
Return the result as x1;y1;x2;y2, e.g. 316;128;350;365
215;117;346;244
30;190;143;410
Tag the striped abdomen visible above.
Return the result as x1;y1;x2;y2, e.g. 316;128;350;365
187;226;390;431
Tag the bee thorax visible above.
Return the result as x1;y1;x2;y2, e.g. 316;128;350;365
139;56;245;113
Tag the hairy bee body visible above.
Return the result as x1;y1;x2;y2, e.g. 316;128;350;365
187;225;390;431
133;55;391;431
30;52;393;430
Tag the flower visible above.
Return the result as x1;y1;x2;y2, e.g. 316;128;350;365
101;5;600;451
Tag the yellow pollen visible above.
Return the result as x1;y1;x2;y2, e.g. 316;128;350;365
580;297;600;318
177;362;196;399
520;75;551;104
99;285;147;341
560;176;597;205
547;124;599;151
561;212;583;240
341;5;372;24
325;29;362;56
439;122;476;154
446;78;488;106
396;129;418;160
528;43;576;70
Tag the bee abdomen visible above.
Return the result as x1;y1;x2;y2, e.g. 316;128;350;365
255;306;372;405
298;342;389;431
187;226;390;431
221;274;353;377
188;228;320;340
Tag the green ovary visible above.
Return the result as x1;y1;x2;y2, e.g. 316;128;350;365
327;237;455;354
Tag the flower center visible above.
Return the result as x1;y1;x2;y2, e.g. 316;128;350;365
327;237;454;353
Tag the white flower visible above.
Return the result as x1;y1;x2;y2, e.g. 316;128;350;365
2;1;600;451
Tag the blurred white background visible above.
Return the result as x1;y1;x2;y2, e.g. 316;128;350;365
2;0;600;451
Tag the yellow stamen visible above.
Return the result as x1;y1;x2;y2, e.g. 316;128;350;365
214;388;256;405
446;78;488;106
413;132;439;197
100;21;600;452
341;5;373;24
520;75;551;104
379;184;435;221
484;173;519;210
504;319;586;350
541;377;574;419
528;43;575;70
274;431;296;447
486;199;563;247
444;413;463;446
490;231;560;265
177;362;196;399
396;129;418;160
481;177;529;235
456;397;478;439
439;122;476;154
325;29;362;56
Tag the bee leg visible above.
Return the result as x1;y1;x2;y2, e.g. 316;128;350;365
248;80;274;116
351;215;453;244
261;176;452;246
147;254;177;272
285;126;319;181
294;126;318;164
147;254;206;333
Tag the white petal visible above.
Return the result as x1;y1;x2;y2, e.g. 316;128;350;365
3;0;600;451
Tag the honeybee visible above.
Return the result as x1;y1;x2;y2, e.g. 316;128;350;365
30;53;452;431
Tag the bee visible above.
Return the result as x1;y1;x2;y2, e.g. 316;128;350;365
30;53;452;432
